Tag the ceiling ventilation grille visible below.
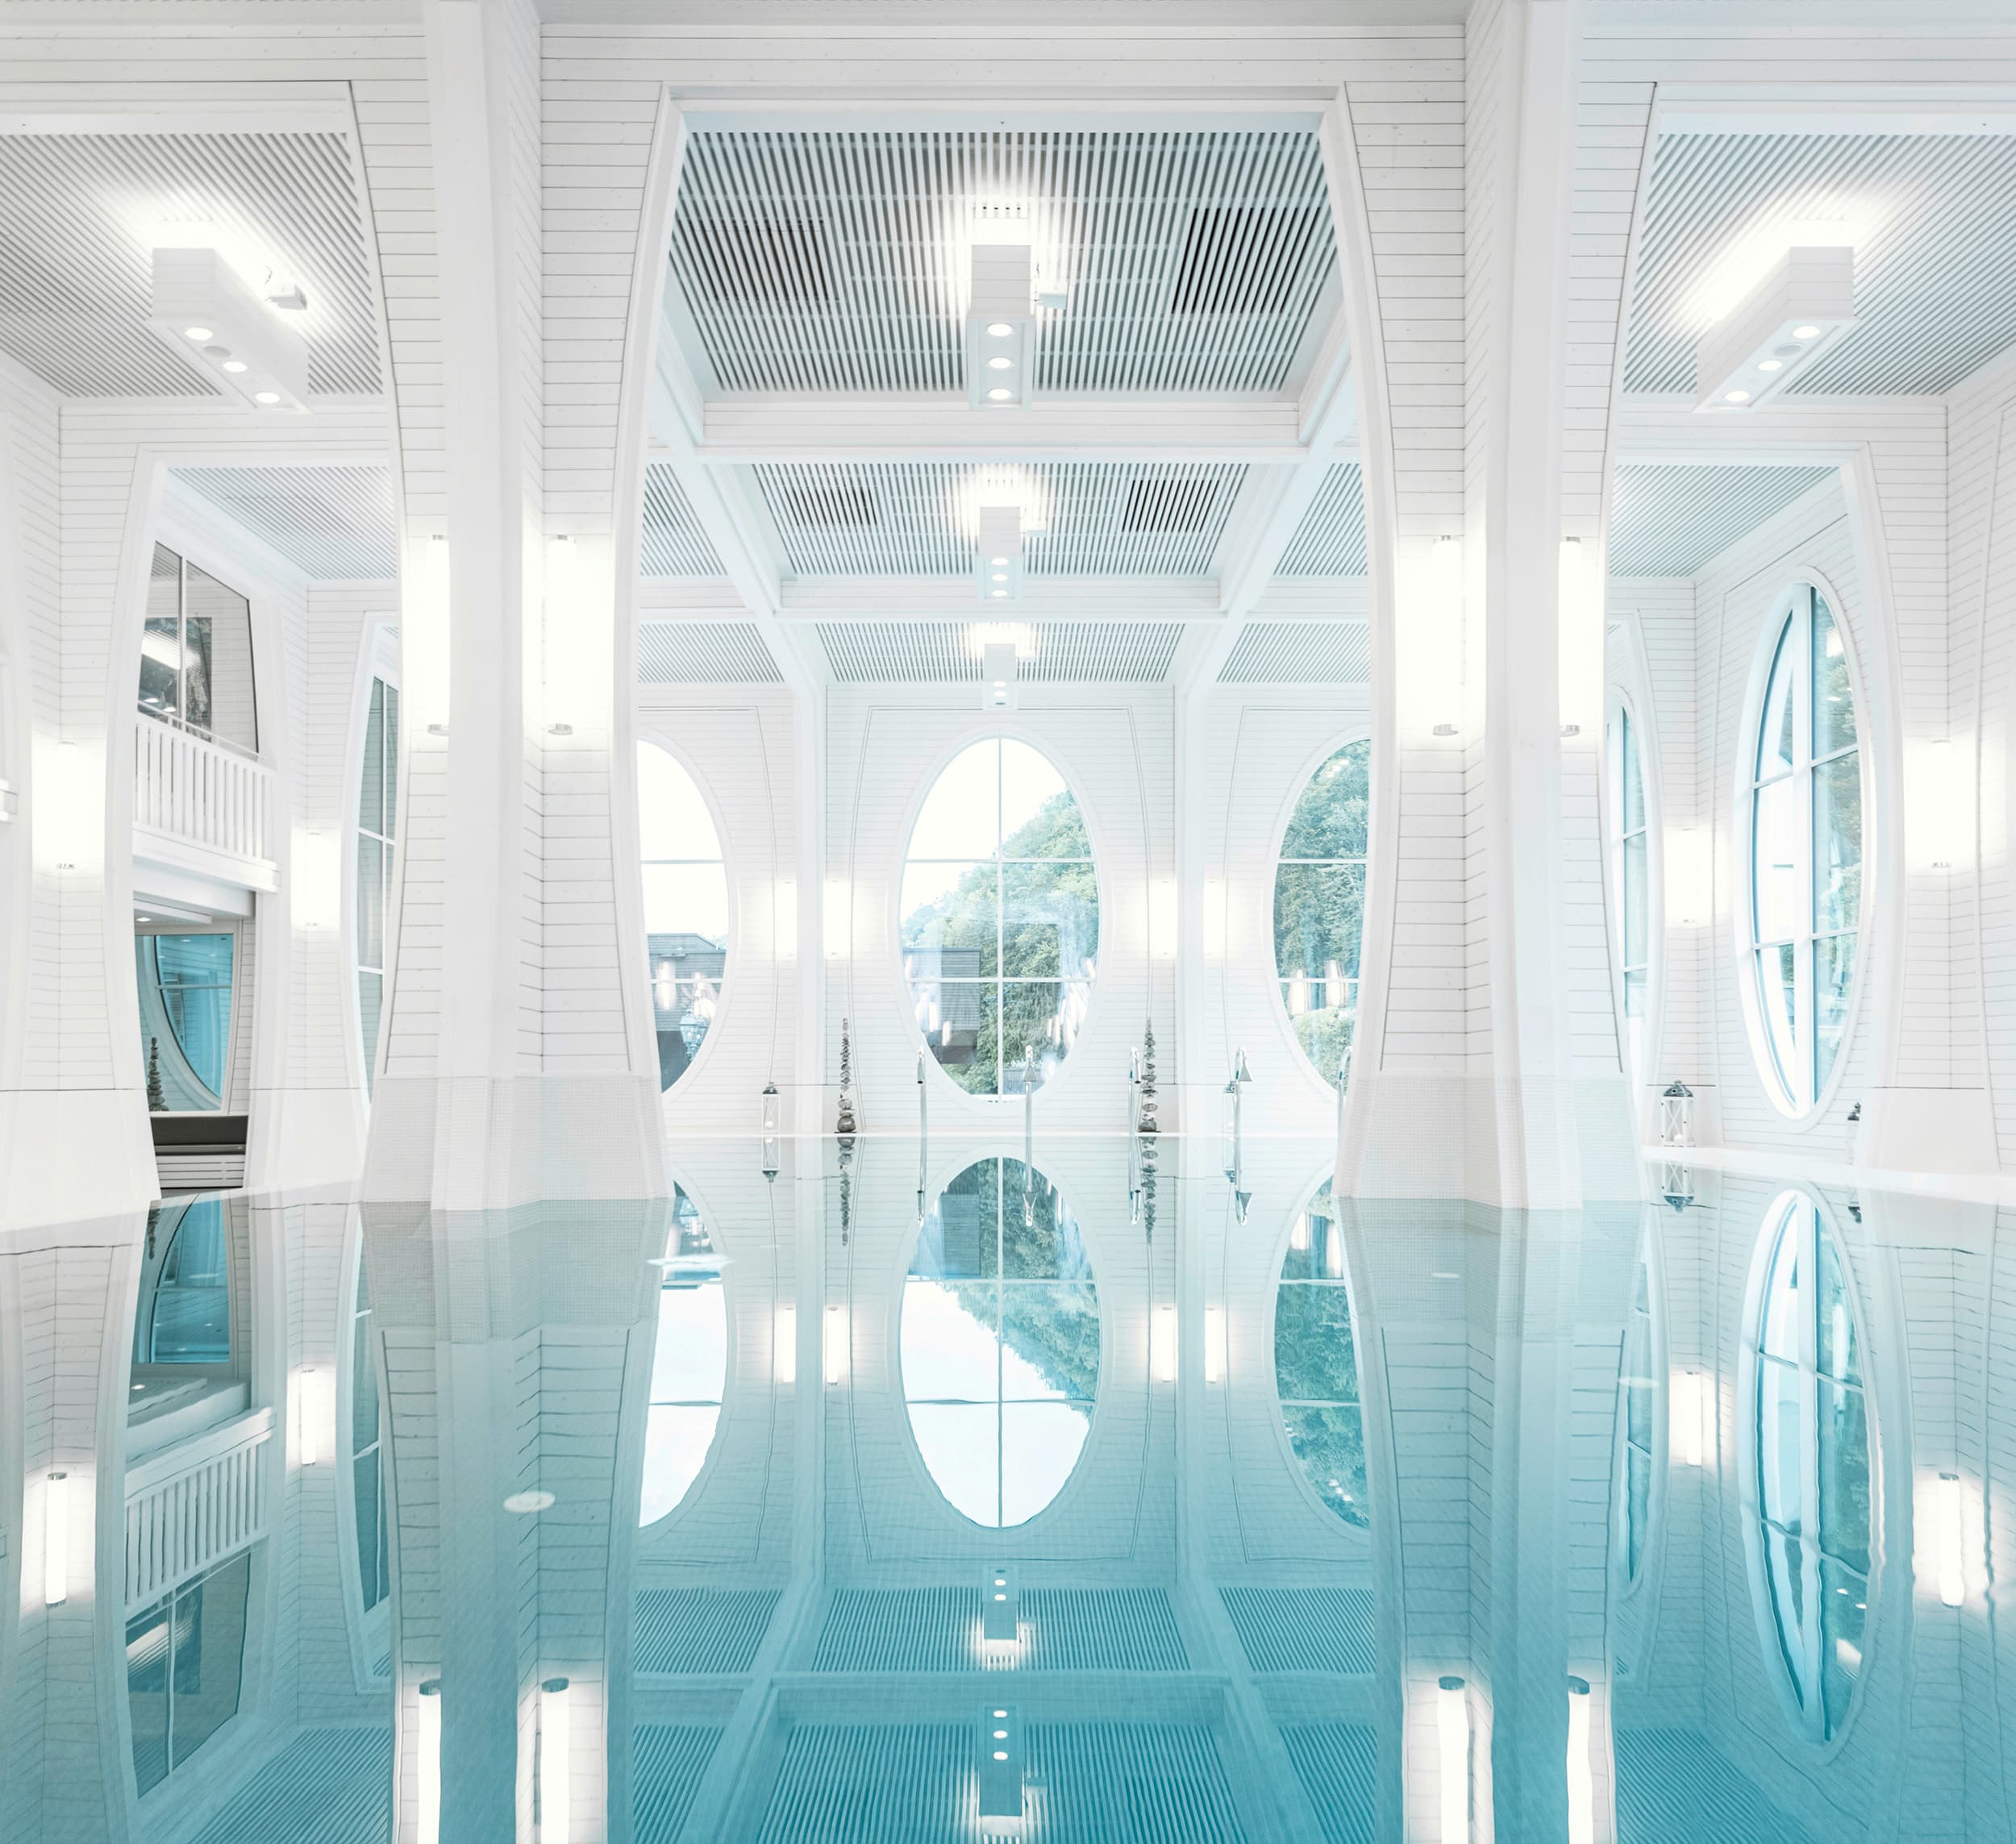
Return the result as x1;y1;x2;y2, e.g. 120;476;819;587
669;129;1334;393
1218;622;1370;684
1275;464;1366;577
640;463;726;577
637;621;782;685
1626;131;2016;397
171;465;396;581
0;131;379;398
756;462;1243;577
816;622;1181;684
1610;464;1836;576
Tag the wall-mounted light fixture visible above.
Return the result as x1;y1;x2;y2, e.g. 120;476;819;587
43;1471;69;1607
1937;1471;1966;1608
1672;1369;1710;1468
1693;246;1856;414
823;1304;848;1385
774;1304;798;1386
1437;1676;1469;1843
416;1678;443;1844
1150;1303;1179;1384
148;244;310;412
539;1676;571;1842
298;1365;324;1465
1204;1305;1226;1385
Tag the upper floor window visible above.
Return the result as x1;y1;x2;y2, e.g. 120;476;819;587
1273;1180;1368;1526
1749;587;1862;1111
140;543;257;755
902;738;1098;1097
641;1188;727;1526
1274;740;1368;1090
1752;1190;1872;1742
356;676;398;1097
127;1548;252;1796
1609;705;1651;1085
638;743;728;1093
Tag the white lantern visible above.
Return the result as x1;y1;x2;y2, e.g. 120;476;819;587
1660;1080;1694;1147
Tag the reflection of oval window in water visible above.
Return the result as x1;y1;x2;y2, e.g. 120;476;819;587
900;1157;1098;1528
640;1188;727;1526
1275;1183;1368;1528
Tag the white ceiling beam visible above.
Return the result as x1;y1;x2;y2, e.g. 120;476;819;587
780;577;1222;620
695;398;1310;464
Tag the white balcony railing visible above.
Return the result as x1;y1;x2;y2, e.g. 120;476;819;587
124;1406;273;1613
134;714;277;889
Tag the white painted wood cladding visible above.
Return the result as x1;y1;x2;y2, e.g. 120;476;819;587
123;1408;273;1614
133;715;275;878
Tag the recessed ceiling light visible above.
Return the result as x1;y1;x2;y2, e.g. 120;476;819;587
1722;389;1751;403
1757;358;1782;373
992;572;1006;582
990;555;1008;565
986;356;1012;370
222;360;247;373
990;589;1007;598
986;322;1014;337
253;390;281;405
986;387;1013;402
1792;324;1822;339
182;325;213;341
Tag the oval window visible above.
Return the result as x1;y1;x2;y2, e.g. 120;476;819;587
639;1188;727;1525
1747;588;1862;1110
1274;1181;1368;1527
637;743;728;1093
901;737;1098;1096
1752;1190;1872;1739
1273;741;1368;1089
899;1156;1098;1526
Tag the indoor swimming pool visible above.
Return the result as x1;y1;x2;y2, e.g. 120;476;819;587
3;1135;2002;1843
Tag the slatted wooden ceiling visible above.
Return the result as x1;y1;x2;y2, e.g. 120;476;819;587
669;128;1335;395
173;465;397;580
0;131;378;398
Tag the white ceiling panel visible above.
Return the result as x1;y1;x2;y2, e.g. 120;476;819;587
1218;621;1369;683
0;131;379;399
755;462;1244;578
173;464;396;580
817;621;1182;683
669;129;1335;395
641;463;727;577
638;620;782;684
1608;463;1835;577
1627;133;2016;397
1274;462;1366;577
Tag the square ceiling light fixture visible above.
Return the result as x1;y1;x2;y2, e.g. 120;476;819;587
968;243;1034;410
981;640;1019;712
976;504;1024;603
1693;245;1857;414
148;244;310;412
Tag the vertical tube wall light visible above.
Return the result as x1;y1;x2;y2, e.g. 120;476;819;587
824;1304;848;1385
1672;1370;1708;1468
1938;1471;1966;1608
43;1471;69;1607
1151;1303;1179;1384
1565;1676;1594;1844
299;1366;321;1466
1437;1676;1468;1843
417;1678;442;1844
1204;1305;1225;1384
539;1676;571;1842
774;1305;798;1386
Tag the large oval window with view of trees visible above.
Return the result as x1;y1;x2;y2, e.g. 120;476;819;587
1274;740;1369;1089
901;738;1098;1097
899;1157;1098;1528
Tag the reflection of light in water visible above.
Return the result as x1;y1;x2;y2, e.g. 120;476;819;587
901;1157;1098;1528
639;1191;726;1526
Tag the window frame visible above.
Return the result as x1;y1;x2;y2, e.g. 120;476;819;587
136;539;260;760
1267;1177;1372;1533
135;919;244;1114
636;736;735;1098
354;671;399;1102
898;731;1104;1104
1739;581;1871;1121
125;1545;256;1800
1268;733;1372;1097
1611;1231;1664;1598
639;1183;731;1530
335;1223;391;1692
1605;692;1656;1094
1738;1187;1879;1750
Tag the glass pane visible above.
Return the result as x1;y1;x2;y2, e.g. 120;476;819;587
1812;597;1857;760
140;544;182;721
1820;1559;1868;1735
639;1404;723;1524
1752;776;1803;943
352;1307;379;1453
139;934;234;1111
1625;1442;1651;1580
1818;1232;1861;1384
1623;968;1647;1020
1758;616;1797;780
1000;1401;1093;1526
636;742;723;861
650;1281;727;1404
1273;1283;1360;1403
1815;933;1855;1093
1756;945;1798;1096
901;1280;1006;1400
1620;714;1645;835
1002;859;1099;982
916;981;994;1093
1281;740;1370;860
1275;862;1366;994
353;1451;385;1609
360;680;387;835
642;862;729;944
185;565;256;752
900;861;998;977
1760;1208;1804;1358
1818;1380;1872;1573
358;971;383;1095
382;685;399;835
1003;980;1081;1084
1757;1356;1803;1534
1622;832;1649;970
169;1551;250;1767
906;1403;1001;1526
356;835;384;972
1813;751;1862;935
1766;1529;1811;1704
1281;1405;1369;1528
998;1284;1101;1401
909;739;999;860
1624;1367;1653;1457
127;1597;172;1795
999;739;1071;850
1289;1000;1355;1093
